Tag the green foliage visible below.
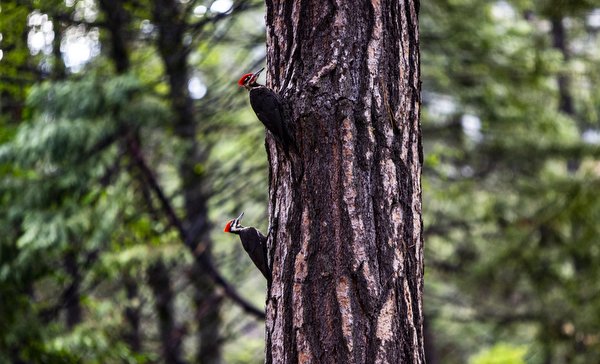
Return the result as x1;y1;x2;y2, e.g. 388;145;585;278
0;72;173;362
0;2;34;100
423;0;600;362
469;343;527;364
1;1;268;362
47;320;153;364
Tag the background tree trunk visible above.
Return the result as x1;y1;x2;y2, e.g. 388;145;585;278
123;276;142;353
63;250;82;328
152;1;222;362
147;260;186;364
264;1;424;363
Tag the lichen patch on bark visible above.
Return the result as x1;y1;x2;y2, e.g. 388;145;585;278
375;291;396;342
336;275;354;354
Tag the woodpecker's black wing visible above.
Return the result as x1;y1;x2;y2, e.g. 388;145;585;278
238;227;270;281
249;86;294;152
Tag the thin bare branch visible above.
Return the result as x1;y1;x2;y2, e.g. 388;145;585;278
125;134;265;319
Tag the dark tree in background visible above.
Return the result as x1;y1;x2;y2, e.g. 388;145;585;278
263;1;424;362
151;1;222;361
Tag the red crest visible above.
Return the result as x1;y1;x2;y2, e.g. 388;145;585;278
237;73;254;87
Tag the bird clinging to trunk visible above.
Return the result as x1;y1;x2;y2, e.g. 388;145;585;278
224;212;270;282
238;68;295;154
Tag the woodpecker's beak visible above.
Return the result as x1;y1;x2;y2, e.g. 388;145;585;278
253;68;265;79
249;68;265;85
234;211;245;225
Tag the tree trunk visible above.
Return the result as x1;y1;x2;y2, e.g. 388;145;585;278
64;250;82;328
147;260;186;364
51;19;66;80
423;319;438;364
98;0;131;74
123;276;142;352
550;16;580;173
550;17;574;116
151;1;222;362
264;1;424;363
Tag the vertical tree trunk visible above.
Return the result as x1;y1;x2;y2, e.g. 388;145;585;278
264;1;424;363
97;1;146;355
423;319;438;364
550;16;579;173
123;276;142;352
147;260;186;364
151;1;222;363
550;17;574;116
98;0;131;74
51;19;66;79
64;250;82;328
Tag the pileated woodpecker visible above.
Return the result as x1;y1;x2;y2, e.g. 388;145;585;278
238;68;295;153
224;212;270;281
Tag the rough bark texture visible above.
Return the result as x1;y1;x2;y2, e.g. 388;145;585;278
264;1;424;363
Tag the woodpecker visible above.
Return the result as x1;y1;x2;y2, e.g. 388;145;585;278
224;212;270;281
238;68;295;153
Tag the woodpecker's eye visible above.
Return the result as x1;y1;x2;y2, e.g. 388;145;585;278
244;76;251;83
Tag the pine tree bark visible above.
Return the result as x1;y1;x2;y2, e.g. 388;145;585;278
264;1;424;363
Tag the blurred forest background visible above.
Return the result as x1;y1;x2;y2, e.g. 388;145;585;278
1;0;599;363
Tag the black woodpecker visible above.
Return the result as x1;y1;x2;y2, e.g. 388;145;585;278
224;212;270;282
238;68;295;153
